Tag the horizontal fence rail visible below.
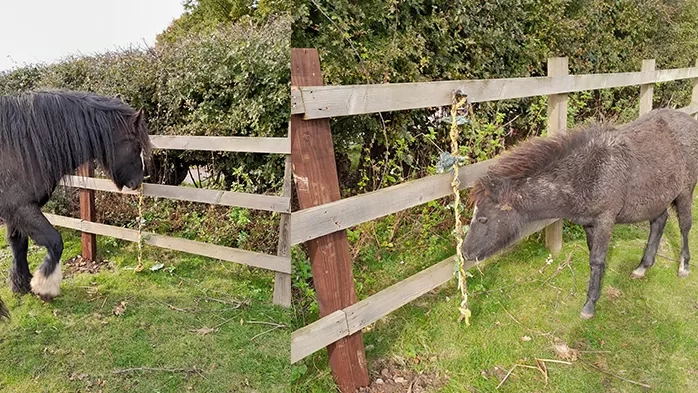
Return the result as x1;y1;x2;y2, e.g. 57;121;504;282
149;135;291;154
46;213;290;274
291;219;556;362
60;129;293;307
61;176;290;213
291;102;698;245
291;160;492;245
291;67;698;119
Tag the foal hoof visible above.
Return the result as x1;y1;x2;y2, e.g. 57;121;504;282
580;302;595;319
678;268;690;278
580;310;595;320
630;267;646;279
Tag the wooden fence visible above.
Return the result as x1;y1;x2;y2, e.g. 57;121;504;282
289;48;698;393
51;131;293;308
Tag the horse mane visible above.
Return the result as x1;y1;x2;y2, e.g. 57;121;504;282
470;123;610;204
0;89;151;193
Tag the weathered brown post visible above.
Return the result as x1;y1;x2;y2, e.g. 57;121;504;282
273;152;292;307
77;162;96;261
545;57;568;255
290;48;370;392
640;59;655;115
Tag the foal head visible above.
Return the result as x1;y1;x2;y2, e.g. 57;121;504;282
461;131;584;261
106;109;152;191
461;178;526;261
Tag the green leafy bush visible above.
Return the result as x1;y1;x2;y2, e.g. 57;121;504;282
0;14;291;193
292;0;698;194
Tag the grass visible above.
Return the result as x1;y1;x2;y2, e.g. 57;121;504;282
0;228;290;392
293;200;698;392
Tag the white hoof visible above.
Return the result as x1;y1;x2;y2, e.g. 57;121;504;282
30;262;62;300
678;267;690;278
630;267;646;279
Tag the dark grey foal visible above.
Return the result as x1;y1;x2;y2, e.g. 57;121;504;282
462;108;698;319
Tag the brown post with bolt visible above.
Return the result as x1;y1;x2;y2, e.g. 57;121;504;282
77;162;97;261
290;48;370;392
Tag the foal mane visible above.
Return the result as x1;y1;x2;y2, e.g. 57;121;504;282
470;123;605;204
0;90;151;193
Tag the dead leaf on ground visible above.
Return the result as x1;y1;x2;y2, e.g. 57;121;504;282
605;286;622;301
189;327;217;335
69;372;89;381
481;366;508;380
553;339;579;362
113;301;127;316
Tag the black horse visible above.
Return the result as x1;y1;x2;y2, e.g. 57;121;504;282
0;90;152;320
463;109;698;319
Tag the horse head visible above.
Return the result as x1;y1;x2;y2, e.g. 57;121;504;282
105;109;152;191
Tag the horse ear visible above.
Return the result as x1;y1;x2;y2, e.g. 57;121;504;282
133;110;143;125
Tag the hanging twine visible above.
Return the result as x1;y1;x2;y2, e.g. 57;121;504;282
134;183;145;272
448;90;472;325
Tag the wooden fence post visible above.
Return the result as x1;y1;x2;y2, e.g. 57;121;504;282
77;162;97;261
273;152;292;307
640;59;655;115
290;48;370;392
692;59;698;119
545;57;568;256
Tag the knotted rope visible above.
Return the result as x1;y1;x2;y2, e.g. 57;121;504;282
448;90;472;325
135;183;146;272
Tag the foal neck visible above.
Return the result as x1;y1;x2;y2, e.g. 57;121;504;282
516;175;573;221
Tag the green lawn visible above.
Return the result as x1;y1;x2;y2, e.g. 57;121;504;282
294;200;698;392
0;229;290;392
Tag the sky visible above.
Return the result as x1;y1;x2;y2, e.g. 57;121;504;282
0;0;186;72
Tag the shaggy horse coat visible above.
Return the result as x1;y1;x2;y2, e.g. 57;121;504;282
462;108;698;319
0;90;151;320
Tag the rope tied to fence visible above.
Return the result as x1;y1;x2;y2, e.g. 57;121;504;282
135;183;145;272
448;90;472;325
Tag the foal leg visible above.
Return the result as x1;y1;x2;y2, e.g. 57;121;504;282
581;221;613;319
674;188;694;278
631;209;669;279
15;205;64;301
6;226;32;294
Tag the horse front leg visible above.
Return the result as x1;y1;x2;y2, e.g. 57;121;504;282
581;221;613;319
6;225;32;294
15;205;64;301
631;209;669;279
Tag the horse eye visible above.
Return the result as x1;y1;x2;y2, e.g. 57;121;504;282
477;217;488;224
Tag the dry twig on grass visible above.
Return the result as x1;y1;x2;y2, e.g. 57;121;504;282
498;302;552;338
244;319;288;341
540;252;573;287
113;366;199;375
581;359;651;389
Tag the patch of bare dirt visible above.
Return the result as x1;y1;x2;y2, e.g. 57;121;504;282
355;357;448;393
64;256;113;278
